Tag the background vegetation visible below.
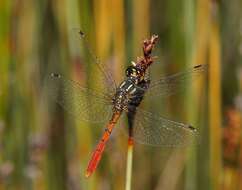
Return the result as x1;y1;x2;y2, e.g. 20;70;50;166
0;0;241;190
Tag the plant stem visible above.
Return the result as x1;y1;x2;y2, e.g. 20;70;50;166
125;137;134;190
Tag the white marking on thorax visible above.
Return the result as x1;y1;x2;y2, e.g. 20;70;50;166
130;88;136;94
120;81;126;88
126;84;133;92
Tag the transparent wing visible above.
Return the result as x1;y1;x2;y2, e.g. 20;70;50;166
134;64;207;98
69;28;117;94
131;108;198;147
47;73;113;123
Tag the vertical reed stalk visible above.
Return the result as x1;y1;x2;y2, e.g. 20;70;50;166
125;137;134;190
209;2;222;189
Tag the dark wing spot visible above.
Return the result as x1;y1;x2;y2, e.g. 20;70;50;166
188;125;197;132
50;73;61;78
194;65;202;69
79;30;85;37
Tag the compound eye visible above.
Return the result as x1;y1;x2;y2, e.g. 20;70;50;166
126;66;136;77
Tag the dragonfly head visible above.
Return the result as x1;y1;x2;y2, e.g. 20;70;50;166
126;66;143;83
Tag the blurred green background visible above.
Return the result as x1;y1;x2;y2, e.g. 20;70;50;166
0;0;241;190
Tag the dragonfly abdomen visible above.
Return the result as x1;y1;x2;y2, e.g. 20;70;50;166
85;111;121;178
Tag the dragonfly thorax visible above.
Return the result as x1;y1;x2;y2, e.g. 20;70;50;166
112;78;138;111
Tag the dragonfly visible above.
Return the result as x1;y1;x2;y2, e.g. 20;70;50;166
47;31;207;178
